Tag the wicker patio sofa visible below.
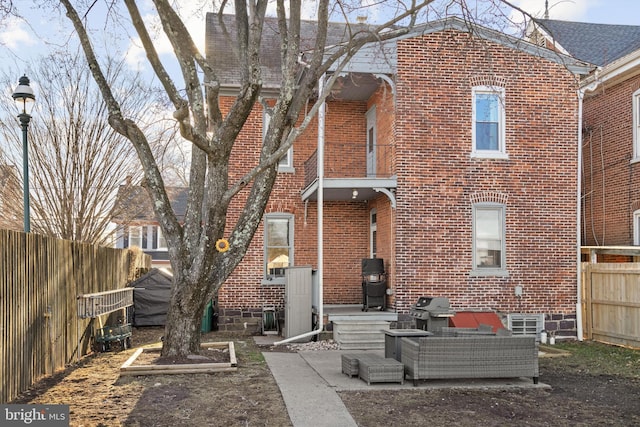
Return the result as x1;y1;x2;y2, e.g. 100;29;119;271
400;335;539;386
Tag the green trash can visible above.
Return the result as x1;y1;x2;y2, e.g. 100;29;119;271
201;300;213;332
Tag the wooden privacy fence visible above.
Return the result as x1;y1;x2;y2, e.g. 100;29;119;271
581;262;640;349
1;229;150;403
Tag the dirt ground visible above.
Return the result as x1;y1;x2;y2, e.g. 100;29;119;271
10;326;640;427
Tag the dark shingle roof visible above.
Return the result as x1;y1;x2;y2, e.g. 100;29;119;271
111;186;188;223
536;19;640;66
205;14;373;90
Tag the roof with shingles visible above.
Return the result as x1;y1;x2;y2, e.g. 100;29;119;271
535;19;640;67
206;14;592;92
205;13;373;90
111;186;188;223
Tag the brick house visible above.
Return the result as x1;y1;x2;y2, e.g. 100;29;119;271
197;15;592;339
112;185;188;269
115;16;590;339
531;20;640;253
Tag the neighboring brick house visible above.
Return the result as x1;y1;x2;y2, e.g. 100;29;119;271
530;20;640;253
112;185;188;269
198;15;591;339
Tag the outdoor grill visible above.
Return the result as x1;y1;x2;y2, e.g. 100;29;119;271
410;296;455;332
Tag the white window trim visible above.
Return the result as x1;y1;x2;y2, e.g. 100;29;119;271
634;209;640;246
633;89;640;162
471;203;508;276
117;225;167;251
263;108;294;173
471;86;508;159
263;213;294;285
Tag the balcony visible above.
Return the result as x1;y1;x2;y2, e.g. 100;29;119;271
302;142;397;204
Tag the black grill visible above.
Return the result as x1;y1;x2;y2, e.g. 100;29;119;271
409;297;455;331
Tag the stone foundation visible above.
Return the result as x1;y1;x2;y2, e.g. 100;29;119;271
390;312;579;340
544;313;578;340
217;307;264;335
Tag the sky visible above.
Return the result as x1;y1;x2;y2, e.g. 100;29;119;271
0;0;639;104
512;0;640;25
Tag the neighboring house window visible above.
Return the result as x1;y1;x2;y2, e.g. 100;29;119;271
472;86;506;158
264;108;293;172
264;214;294;281
117;225;166;251
472;203;506;273
634;210;640;245
633;89;640;161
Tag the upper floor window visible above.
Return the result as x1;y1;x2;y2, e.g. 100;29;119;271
264;108;294;172
472;203;506;274
117;225;166;251
264;213;294;282
472;86;507;159
633;89;640;161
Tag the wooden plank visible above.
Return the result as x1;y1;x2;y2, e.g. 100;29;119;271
1;228;150;403
120;366;238;376
585;262;640;349
120;342;238;376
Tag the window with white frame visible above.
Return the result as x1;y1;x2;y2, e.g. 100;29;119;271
264;214;294;281
473;203;506;272
263;108;293;171
472;86;506;158
634;209;640;245
633;89;640;160
117;225;166;251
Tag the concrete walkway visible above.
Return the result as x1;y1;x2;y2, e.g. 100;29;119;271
263;352;358;427
259;338;548;427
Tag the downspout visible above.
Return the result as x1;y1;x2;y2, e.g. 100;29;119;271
275;74;325;344
576;87;585;341
574;77;600;341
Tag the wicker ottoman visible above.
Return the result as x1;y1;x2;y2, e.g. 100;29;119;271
358;355;404;385
341;353;361;377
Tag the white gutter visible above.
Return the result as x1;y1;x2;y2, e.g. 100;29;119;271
574;79;599;342
582;48;640;92
275;75;325;345
576;88;585;342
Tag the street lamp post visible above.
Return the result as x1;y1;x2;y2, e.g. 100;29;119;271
12;75;36;233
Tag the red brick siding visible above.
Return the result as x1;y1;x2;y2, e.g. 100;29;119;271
215;29;580;332
582;73;640;245
217;98;377;309
394;31;579;315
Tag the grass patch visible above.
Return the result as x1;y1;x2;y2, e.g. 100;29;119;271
551;341;640;378
233;339;266;363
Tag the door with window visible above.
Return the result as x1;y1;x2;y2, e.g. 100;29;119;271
370;209;377;258
366;106;376;177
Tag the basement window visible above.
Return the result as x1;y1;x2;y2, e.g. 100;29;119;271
508;313;544;339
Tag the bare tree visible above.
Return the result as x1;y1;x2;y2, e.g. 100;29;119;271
0;52;150;245
0;163;21;230
54;0;540;357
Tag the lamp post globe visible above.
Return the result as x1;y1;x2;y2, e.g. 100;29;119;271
12;74;35;233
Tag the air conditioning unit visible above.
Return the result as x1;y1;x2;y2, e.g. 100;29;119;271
508;313;544;339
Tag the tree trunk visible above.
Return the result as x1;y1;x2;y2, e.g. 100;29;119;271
161;272;209;356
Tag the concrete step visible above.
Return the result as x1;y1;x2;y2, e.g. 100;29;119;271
332;320;390;331
335;330;385;342
332;320;390;350
338;340;385;350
